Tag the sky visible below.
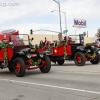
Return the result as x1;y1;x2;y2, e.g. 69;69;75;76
0;0;100;37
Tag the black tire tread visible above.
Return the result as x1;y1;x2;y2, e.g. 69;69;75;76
40;55;51;73
57;60;64;65
14;57;25;77
8;67;14;72
74;52;86;66
90;52;100;64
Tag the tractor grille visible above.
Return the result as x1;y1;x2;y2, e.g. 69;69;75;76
30;48;36;52
31;56;39;62
30;49;40;62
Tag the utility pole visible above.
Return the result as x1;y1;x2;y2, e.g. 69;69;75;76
53;0;62;41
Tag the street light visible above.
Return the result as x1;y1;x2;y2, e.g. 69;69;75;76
51;10;67;40
53;0;62;41
75;28;79;35
75;29;77;35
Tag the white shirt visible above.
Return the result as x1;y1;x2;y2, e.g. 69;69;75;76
94;40;100;46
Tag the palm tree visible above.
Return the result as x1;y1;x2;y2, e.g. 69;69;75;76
95;28;100;37
83;32;86;36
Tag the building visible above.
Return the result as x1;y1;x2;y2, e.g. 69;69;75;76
23;34;65;45
23;34;97;45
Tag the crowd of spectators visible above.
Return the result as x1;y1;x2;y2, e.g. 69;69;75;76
39;36;73;48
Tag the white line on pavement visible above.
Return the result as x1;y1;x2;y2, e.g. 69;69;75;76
0;78;100;95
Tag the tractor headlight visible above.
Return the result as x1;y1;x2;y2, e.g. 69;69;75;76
26;54;31;58
9;42;14;48
87;49;91;53
98;50;100;54
40;54;44;58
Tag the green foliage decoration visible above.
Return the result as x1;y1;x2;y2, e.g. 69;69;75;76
85;52;97;60
29;59;41;66
0;42;10;67
35;44;39;49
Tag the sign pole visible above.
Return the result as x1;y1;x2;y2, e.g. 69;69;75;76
65;12;67;41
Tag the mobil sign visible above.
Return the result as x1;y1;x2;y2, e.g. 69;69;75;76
73;18;87;28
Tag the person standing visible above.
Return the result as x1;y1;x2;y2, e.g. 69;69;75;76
93;38;99;47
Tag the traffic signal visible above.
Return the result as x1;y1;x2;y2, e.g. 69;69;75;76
30;29;33;34
79;34;84;44
64;36;66;42
58;33;62;41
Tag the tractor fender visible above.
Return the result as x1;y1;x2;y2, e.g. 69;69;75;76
8;51;27;66
12;51;26;60
39;50;52;56
15;51;25;56
73;46;86;55
15;48;30;56
11;51;28;62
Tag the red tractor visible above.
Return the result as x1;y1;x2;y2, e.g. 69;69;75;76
0;29;51;77
37;34;100;66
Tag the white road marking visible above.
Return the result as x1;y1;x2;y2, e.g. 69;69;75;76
0;78;100;95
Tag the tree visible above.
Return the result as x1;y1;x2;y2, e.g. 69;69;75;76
83;32;86;36
95;28;100;37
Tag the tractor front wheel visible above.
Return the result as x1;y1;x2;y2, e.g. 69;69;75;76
90;52;100;64
40;55;51;73
13;57;25;77
74;52;86;66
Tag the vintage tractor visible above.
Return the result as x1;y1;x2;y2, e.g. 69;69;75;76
0;29;51;77
37;34;100;66
92;39;100;59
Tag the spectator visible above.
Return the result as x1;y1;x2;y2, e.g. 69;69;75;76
39;40;44;48
67;36;72;44
97;38;100;47
45;41;50;47
93;38;100;47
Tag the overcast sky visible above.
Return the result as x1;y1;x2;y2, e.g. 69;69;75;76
0;0;100;37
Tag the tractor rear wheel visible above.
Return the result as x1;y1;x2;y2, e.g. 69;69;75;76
74;52;86;66
8;67;14;72
40;55;51;73
13;57;25;77
57;60;64;65
8;61;14;72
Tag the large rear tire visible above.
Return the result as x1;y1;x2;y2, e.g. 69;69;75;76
40;55;51;73
90;52;100;64
74;52;86;66
57;60;64;65
8;67;14;72
13;57;25;77
8;62;14;72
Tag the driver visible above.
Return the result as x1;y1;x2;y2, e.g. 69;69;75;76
66;36;72;44
0;39;8;48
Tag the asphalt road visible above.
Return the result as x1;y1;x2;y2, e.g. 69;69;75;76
0;62;100;100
